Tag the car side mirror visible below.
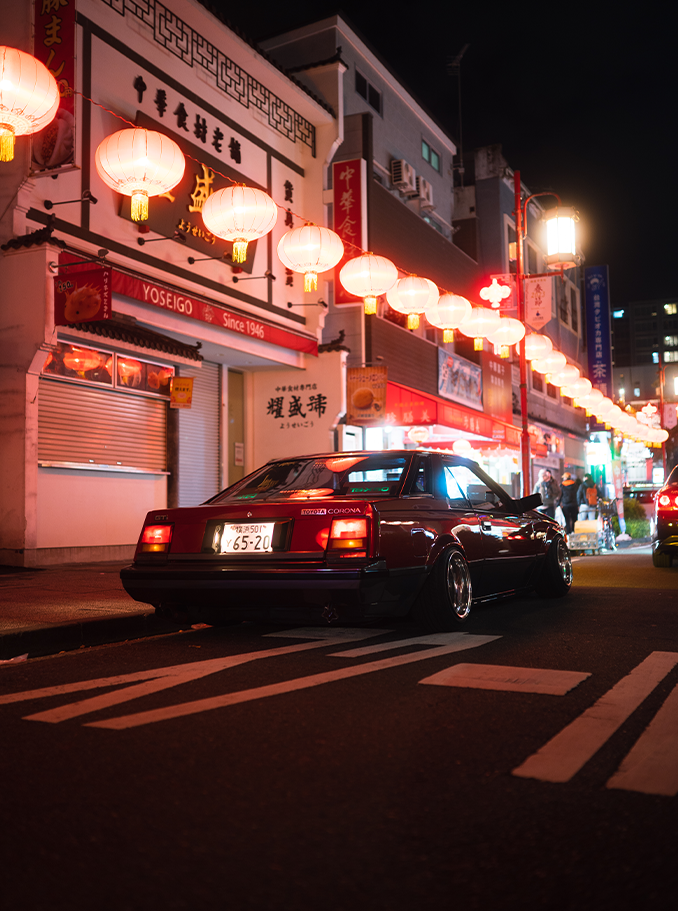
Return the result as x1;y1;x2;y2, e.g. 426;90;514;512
513;493;542;512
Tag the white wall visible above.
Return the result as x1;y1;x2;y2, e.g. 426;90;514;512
37;468;167;548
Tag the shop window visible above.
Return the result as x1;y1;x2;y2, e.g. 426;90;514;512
42;342;174;398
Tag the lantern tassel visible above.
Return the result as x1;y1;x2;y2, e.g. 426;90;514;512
131;190;149;223
304;271;318;293
232;239;248;263
364;296;377;315
407;313;420;330
443;328;454;343
474;337;483;351
0;126;15;162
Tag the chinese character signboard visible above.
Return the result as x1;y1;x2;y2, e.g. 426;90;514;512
438;349;482;411
33;0;76;170
347;366;388;424
584;265;613;396
54;268;112;326
252;351;347;465
481;351;512;424
170;377;194;409
333;159;367;304
524;276;553;330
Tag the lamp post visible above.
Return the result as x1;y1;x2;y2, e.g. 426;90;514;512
514;171;578;496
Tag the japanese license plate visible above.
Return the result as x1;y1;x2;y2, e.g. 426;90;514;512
218;522;275;554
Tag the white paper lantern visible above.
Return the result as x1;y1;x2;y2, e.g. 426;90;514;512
277;225;344;291
386;275;438;330
95;128;185;222
426;293;472;342
0;46;59;161
339;253;398;314
202;185;278;262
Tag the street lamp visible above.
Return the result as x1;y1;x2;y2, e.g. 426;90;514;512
514;171;578;495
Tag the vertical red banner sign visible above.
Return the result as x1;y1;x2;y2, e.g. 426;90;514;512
32;0;76;170
333;158;366;305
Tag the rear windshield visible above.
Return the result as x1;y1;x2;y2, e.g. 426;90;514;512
212;454;410;503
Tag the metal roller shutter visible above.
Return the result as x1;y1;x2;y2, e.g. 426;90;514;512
38;378;167;471
177;362;221;506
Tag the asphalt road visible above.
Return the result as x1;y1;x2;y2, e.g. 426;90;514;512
1;551;677;911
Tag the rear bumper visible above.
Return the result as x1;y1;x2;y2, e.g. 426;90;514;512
120;558;424;618
653;534;678;555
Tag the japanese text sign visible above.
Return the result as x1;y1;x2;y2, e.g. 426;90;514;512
584;266;613;396
333;159;366;304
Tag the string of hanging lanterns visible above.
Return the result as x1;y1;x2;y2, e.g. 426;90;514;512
1;46;666;449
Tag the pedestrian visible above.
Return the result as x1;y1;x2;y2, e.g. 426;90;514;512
533;468;559;519
577;473;602;520
558;472;579;535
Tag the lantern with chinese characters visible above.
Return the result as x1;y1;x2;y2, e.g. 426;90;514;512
277;225;344;291
386;276;438;330
0;46;60;162
523;333;553;361
95;128;185;222
487;317;525;358
457;306;500;351
201;185;278;263
339;253;398;315
425;293;471;342
531;350;567;377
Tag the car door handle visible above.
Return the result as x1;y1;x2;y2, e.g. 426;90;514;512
481;520;492;532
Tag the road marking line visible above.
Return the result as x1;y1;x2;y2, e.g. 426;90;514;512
330;632;484;658
606;681;678;796
512;651;678;783
85;635;500;730
419;663;591;695
17;629;388;724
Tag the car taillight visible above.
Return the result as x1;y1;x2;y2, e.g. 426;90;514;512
140;524;173;552
327;517;368;557
658;494;678;508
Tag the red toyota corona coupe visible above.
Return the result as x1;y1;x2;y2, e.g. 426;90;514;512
120;450;572;631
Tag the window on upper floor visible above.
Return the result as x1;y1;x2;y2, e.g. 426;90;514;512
527;244;538;275
559;289;569;325
422;139;441;172
664;335;678;347
532;371;544;393
665;303;677;315
665;352;678;362
355;70;382;114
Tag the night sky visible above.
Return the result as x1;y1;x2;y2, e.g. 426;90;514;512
206;1;675;306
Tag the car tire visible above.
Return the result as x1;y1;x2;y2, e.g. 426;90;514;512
534;535;572;597
413;547;472;631
652;549;672;567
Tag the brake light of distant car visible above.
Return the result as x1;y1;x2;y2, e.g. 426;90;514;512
658;493;678;508
328;517;368;557
140;524;173;552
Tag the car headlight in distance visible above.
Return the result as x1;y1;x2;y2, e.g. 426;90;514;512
140;524;173;552
328;518;368;557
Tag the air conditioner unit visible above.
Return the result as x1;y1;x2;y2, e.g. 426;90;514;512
417;176;435;210
391;159;417;196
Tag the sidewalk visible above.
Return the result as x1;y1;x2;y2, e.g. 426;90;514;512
0;561;184;661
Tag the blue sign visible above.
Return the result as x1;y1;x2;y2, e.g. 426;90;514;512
584;265;613;397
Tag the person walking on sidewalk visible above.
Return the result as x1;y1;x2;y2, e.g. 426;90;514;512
578;473;602;521
558;472;579;534
533;468;559;519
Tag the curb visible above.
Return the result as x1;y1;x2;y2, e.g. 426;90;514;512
0;611;187;662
